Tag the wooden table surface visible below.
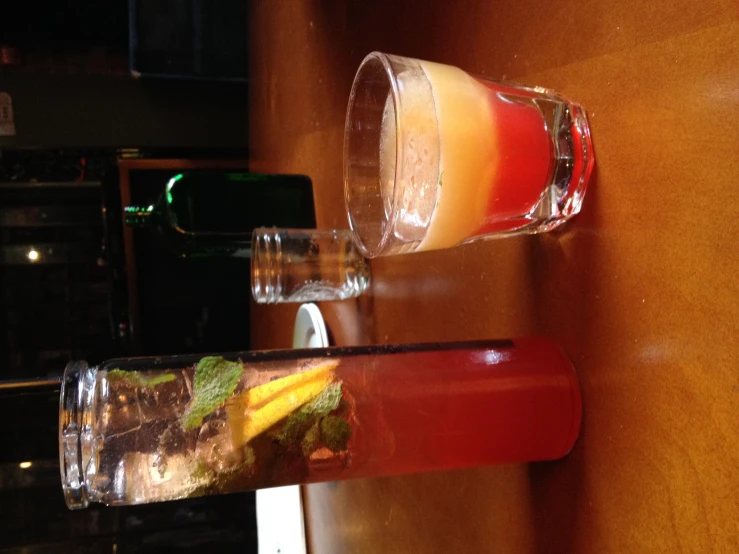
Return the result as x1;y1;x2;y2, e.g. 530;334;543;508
248;1;739;552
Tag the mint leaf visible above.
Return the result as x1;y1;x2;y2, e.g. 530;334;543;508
106;369;176;387
181;356;243;430
105;369;138;385
320;415;351;452
302;382;342;416
302;421;321;456
274;410;314;447
243;445;256;467
142;373;177;386
270;381;347;455
191;460;215;482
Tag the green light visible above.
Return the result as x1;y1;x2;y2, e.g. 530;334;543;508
227;173;252;181
166;173;184;193
167;192;173;204
147;205;154;212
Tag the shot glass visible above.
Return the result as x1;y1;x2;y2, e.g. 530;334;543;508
59;338;581;509
251;227;370;303
344;52;594;257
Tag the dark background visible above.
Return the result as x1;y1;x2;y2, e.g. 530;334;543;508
0;0;248;149
0;2;271;552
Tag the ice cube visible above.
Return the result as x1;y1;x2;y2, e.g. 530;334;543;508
137;386;160;424
103;390;142;437
158;421;191;457
117;452;201;504
195;419;244;473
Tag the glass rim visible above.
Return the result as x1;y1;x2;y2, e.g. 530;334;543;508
250;226;281;304
343;51;401;258
59;360;93;510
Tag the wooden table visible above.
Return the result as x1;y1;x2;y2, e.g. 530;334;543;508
248;2;739;552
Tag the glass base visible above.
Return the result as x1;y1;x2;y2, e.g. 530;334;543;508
466;97;594;243
528;99;594;233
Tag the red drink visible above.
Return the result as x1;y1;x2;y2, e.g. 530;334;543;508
417;60;594;249
345;53;594;257
328;338;581;481
60;339;581;508
474;80;594;235
474;81;557;233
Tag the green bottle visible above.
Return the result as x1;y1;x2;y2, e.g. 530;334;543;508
124;171;315;258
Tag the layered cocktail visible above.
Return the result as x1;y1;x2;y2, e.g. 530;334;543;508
345;52;594;256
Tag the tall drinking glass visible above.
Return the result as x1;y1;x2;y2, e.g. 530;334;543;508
59;338;581;509
344;52;594;257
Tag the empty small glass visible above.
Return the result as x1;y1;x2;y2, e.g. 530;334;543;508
344;52;595;257
251;227;370;304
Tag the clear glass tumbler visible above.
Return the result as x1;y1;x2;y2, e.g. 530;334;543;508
344;52;595;257
59;338;581;509
251;227;370;303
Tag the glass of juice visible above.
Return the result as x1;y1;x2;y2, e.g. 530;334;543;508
251;227;370;303
344;52;594;257
59;338;581;509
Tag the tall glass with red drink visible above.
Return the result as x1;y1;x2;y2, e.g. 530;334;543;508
59;338;581;509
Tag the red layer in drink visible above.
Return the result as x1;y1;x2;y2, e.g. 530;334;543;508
473;80;593;235
307;338;582;482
